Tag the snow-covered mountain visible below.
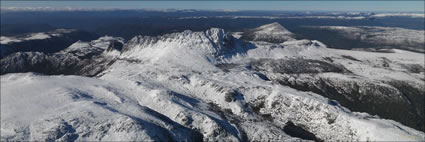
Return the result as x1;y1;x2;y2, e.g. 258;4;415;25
1;23;424;141
311;26;425;53
240;22;296;43
0;29;78;44
370;13;425;18
1;36;122;76
0;29;99;58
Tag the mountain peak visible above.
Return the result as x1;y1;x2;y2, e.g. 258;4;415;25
205;28;227;42
123;28;231;52
119;28;246;71
241;22;295;43
254;22;293;36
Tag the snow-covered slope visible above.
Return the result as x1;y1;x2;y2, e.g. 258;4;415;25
2;71;423;141
2;25;425;141
1;73;203;141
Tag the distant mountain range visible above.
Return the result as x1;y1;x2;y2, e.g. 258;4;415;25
0;29;99;57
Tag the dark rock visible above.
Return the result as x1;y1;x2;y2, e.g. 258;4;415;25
283;121;321;141
250;58;350;74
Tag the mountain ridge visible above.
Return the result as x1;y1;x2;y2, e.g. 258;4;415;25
1;23;424;141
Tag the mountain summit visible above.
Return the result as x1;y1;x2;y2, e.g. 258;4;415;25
241;22;295;43
254;22;293;36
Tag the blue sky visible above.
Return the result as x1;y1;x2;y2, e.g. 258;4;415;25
1;1;424;12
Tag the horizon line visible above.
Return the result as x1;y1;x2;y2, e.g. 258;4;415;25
1;7;424;13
